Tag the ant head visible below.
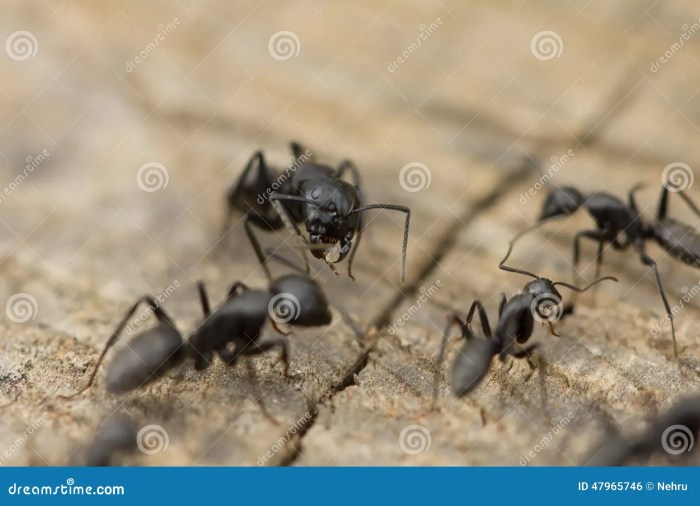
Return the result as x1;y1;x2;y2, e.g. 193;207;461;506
301;178;361;264
523;277;563;302
523;277;565;322
269;274;332;326
539;186;585;221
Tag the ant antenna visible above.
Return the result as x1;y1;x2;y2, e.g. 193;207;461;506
351;204;410;284
553;276;618;292
499;218;560;278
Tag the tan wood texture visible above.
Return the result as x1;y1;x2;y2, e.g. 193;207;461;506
0;0;699;465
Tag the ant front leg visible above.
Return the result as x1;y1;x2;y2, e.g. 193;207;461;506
224;151;270;234
465;300;492;337
637;245;678;358
269;194;311;274
346;224;362;282
337;161;366;282
572;229;607;284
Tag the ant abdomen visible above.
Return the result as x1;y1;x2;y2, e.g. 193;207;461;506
653;218;700;268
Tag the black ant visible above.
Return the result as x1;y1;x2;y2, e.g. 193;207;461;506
224;143;411;283
58;269;336;403
433;238;616;399
585;394;700;465
523;178;700;357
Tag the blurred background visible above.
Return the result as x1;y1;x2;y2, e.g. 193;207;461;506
0;0;699;466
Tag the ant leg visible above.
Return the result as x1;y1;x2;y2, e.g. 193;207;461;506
465;300;492;337
594;237;605;282
244;217;273;281
223;151;267;234
329;299;364;342
327;262;340;277
336;160;362;186
290;142;307;162
509;343;539;359
197;282;211;317
263;248;306;274
498;293;507;317
58;296;173;399
269;320;292;336
638;247;678;357
218;345;239;367
628;183;645;214
572;229;606;283
432;314;471;408
346;208;363;282
657;184;700;221
227;281;248;298
269;196;311;274
245;359;279;425
337;160;370;281
547;322;561;337
241;336;293;378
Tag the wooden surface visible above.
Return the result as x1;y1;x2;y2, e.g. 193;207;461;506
1;0;700;466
